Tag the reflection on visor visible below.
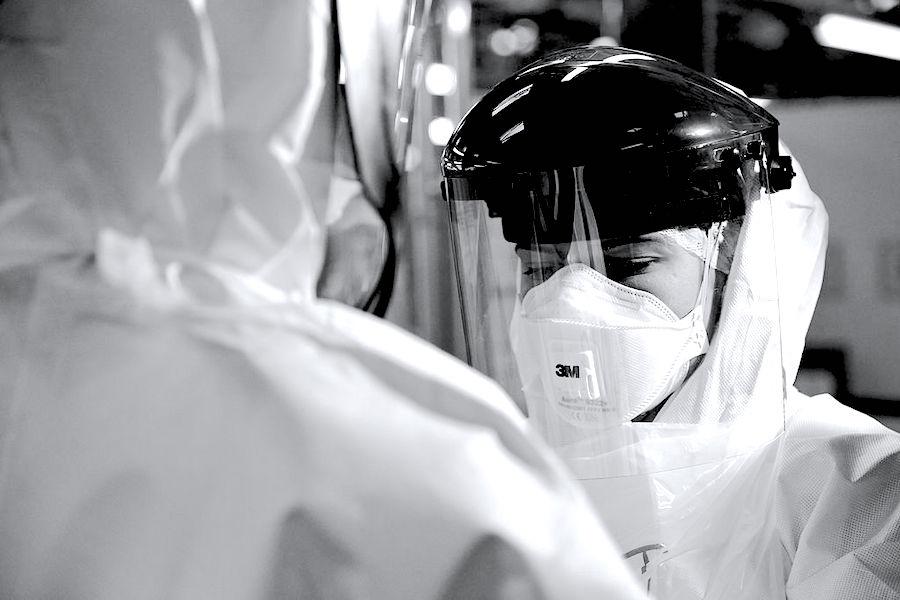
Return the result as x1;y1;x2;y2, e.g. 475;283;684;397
442;161;747;246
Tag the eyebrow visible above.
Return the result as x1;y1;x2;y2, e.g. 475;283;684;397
602;233;658;246
602;235;665;252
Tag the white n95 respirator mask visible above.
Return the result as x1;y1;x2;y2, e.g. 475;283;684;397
509;249;715;429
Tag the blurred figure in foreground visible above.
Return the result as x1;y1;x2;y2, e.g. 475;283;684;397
442;46;900;598
0;3;645;598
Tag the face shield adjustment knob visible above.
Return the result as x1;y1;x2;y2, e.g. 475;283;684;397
768;155;795;192
745;141;764;160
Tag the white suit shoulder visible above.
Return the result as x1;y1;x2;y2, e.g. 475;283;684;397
313;299;529;425
0;264;642;599
779;389;900;599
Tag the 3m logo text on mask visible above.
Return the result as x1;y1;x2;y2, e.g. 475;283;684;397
555;364;580;378
525;338;622;426
547;343;600;399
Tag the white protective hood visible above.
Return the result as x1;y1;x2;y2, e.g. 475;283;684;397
556;148;831;597
656;144;827;425
0;0;326;296
0;2;645;598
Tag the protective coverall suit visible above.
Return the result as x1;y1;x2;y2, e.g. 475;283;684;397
441;45;900;599
0;3;645;599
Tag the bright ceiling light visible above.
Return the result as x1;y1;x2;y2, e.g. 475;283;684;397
814;13;900;62
872;0;899;12
425;63;458;96
428;117;455;146
447;4;471;35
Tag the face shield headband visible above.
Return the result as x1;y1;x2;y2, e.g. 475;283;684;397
442;162;745;248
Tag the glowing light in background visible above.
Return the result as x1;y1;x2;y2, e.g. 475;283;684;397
446;4;471;35
872;0;900;10
590;36;619;47
425;63;458;96
489;19;540;57
739;10;789;51
428;117;455;146
510;19;539;55
489;28;518;57
814;13;900;62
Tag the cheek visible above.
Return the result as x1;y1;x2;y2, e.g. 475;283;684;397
660;278;702;318
667;258;706;318
627;260;704;318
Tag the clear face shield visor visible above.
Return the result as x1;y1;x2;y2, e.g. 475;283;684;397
443;144;788;461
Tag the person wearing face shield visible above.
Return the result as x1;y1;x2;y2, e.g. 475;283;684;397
0;4;649;599
442;46;900;598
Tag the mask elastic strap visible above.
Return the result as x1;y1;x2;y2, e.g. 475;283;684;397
692;222;726;344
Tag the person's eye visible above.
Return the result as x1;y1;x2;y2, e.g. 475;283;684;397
605;256;657;280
